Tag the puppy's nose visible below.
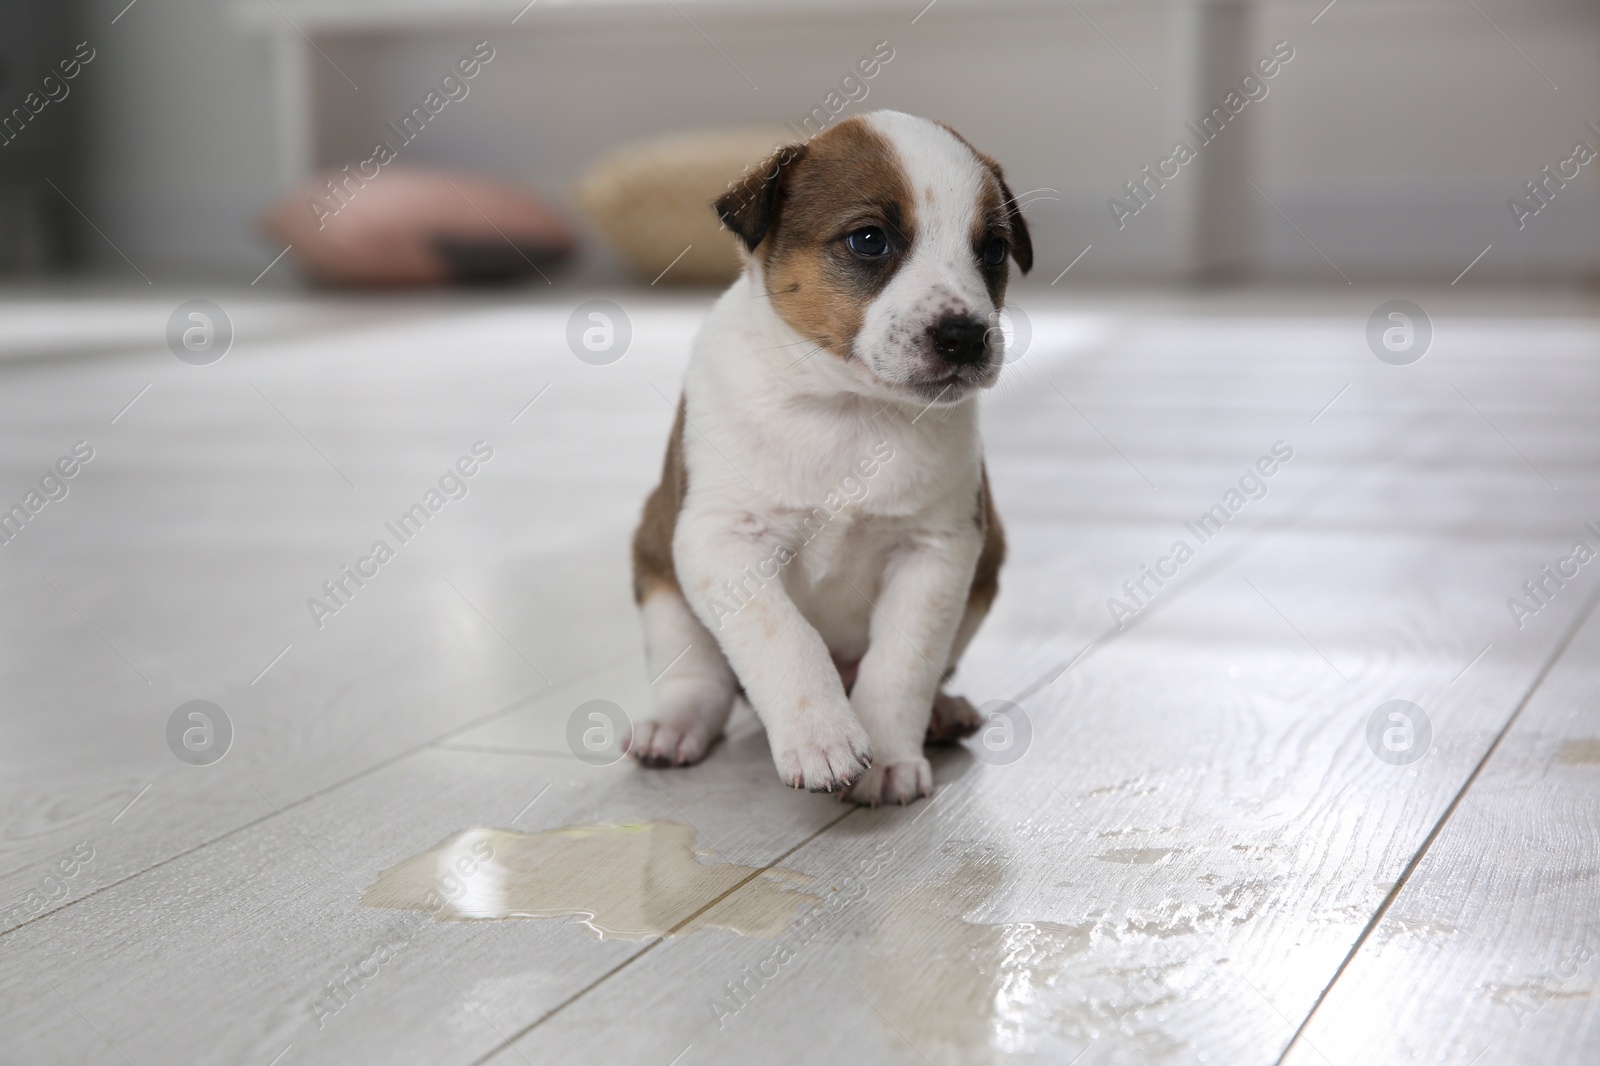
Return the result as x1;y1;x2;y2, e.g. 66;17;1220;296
930;314;990;365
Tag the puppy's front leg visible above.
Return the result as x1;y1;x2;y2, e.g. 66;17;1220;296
676;516;872;792
844;536;980;805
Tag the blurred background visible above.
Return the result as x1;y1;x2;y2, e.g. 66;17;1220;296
6;0;1598;289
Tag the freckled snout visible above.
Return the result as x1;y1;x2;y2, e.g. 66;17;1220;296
929;312;990;366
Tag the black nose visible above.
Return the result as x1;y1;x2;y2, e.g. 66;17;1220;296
929;314;990;365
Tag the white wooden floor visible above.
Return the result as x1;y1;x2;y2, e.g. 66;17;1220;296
1;283;1596;1065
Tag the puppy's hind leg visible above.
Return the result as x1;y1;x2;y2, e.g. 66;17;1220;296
925;598;989;744
927;480;1003;746
631;591;738;767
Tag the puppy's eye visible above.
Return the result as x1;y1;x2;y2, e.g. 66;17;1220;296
846;227;890;258
982;238;1008;267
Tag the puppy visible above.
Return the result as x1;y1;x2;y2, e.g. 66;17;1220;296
628;111;1029;806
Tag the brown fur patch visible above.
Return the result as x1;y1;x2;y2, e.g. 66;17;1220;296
968;464;1005;614
714;144;809;253
936;122;1034;279
972;178;1012;309
632;402;688;603
741;117;917;360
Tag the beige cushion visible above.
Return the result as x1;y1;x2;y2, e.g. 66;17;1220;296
575;128;791;285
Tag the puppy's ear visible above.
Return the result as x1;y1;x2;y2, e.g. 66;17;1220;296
990;168;1033;275
713;143;808;253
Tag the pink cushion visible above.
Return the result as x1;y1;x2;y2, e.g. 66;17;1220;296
259;168;576;286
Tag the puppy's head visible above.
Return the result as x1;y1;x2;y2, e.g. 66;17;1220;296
714;111;1032;406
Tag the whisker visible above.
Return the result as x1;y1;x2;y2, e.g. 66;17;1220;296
785;344;826;369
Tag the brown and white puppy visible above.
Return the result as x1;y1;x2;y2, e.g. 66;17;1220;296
628;111;1029;806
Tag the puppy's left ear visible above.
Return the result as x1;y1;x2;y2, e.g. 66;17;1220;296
991;168;1033;275
713;143;809;253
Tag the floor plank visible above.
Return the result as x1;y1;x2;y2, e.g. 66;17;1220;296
1281;595;1600;1066
3;287;1598;1065
0;736;856;1066
492;527;1597;1066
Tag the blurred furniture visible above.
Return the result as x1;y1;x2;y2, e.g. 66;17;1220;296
236;0;1259;283
0;0;75;274
259;167;576;286
575;127;789;284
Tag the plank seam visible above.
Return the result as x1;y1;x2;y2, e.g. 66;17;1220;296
1274;578;1600;1065
462;806;861;1066
1009;411;1421;704
0;650;636;942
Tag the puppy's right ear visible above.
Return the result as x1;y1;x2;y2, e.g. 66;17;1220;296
713;143;808;253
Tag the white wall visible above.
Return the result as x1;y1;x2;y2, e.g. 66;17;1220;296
80;0;1600;284
1255;0;1600;282
79;0;281;278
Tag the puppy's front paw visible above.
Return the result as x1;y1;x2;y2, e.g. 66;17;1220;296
843;757;932;807
629;717;720;768
925;692;982;744
769;713;873;793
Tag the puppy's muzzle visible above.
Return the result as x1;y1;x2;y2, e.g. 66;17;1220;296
929;313;990;366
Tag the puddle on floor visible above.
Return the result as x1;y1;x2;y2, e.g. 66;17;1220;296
1557;738;1600;764
862;857;1204;1063
1098;848;1175;866
863;858;1100;1064
362;821;817;941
